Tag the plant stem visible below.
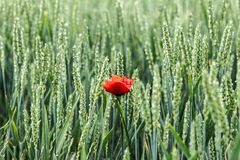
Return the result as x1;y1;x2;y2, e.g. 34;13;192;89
117;98;135;160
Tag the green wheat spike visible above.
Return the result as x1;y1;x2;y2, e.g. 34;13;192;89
162;22;174;72
191;27;202;81
208;0;217;46
189;121;196;155
182;100;190;143
144;42;154;75
151;64;161;129
132;69;141;127
142;83;152;135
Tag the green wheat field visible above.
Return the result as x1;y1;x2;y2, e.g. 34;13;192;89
0;0;240;159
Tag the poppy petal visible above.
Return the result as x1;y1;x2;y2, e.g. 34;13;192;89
110;81;130;96
103;80;112;91
111;75;122;81
122;77;134;88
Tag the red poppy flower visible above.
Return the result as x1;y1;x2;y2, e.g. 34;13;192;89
103;75;134;96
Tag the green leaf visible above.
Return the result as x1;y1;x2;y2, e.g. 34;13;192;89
158;139;172;160
41;10;52;41
10;121;19;141
55;97;79;155
189;75;201;102
97;129;113;160
81;145;87;160
41;106;50;160
143;137;149;160
168;124;191;158
0;120;9;131
189;152;198;160
131;121;145;142
231;131;240;160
